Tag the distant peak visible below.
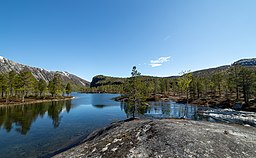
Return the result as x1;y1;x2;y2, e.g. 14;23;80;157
233;58;256;66
0;56;5;63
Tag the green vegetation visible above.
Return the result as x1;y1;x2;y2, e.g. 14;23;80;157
0;70;74;104
83;64;256;111
66;83;72;96
124;66;149;102
123;66;150;117
83;75;125;93
177;71;192;104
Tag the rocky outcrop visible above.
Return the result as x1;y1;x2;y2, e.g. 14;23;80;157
0;56;89;87
54;119;256;158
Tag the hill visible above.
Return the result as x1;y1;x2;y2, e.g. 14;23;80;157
0;56;90;88
90;58;256;88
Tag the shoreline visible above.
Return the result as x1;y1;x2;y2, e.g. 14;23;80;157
114;94;256;112
0;96;75;107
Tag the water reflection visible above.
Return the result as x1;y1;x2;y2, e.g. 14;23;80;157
0;93;255;158
121;101;256;127
121;102;201;119
0;100;72;135
121;102;147;118
146;102;199;119
92;104;108;108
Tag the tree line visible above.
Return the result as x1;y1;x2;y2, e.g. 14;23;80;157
84;65;256;107
183;65;256;105
0;70;73;103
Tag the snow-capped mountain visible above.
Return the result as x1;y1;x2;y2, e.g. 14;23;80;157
233;58;256;66
0;56;90;87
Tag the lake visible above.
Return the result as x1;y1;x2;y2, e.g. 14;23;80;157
0;93;255;158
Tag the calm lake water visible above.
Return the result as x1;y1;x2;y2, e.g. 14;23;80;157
0;93;255;158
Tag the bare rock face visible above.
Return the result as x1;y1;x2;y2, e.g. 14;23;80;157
0;56;89;87
54;119;256;158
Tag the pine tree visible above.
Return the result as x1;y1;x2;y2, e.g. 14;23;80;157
8;70;16;97
38;79;47;97
238;67;255;104
178;71;192;104
48;80;55;97
0;74;8;98
131;66;141;77
124;66;150;118
19;70;37;102
65;83;72;96
48;74;62;98
228;65;241;100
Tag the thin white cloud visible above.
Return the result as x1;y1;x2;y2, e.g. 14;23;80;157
150;56;171;67
150;63;162;67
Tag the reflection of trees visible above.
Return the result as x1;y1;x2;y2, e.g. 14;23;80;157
0;100;72;135
65;101;72;113
93;104;106;108
121;102;199;119
48;102;63;128
121;102;147;118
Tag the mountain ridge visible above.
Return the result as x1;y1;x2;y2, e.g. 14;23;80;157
0;56;90;87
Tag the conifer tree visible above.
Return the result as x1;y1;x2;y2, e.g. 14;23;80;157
8;71;16;97
124;66;150;118
0;74;8;98
178;71;192;104
38;79;47;97
48;74;62;98
65;83;72;96
238;67;255;104
19;70;37;102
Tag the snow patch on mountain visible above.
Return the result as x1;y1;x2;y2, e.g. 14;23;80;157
63;71;70;77
0;56;4;62
0;57;90;87
79;80;86;86
233;58;256;66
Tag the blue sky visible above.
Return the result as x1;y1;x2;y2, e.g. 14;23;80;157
0;0;256;81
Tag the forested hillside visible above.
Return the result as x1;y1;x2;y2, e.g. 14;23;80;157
83;58;256;111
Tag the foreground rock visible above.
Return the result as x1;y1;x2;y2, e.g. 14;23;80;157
54;119;256;158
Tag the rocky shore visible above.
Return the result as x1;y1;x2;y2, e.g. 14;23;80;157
54;118;256;158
